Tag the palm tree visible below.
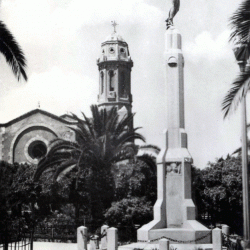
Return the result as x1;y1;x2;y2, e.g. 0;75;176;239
222;1;250;248
222;0;250;117
0;21;27;81
34;105;156;224
34;105;154;180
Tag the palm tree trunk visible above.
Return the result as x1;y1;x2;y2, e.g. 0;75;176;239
241;94;250;249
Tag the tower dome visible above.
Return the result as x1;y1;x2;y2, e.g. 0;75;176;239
104;32;126;43
97;30;133;63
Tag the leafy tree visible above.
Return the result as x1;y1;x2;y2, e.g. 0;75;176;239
104;197;153;242
103;160;157;241
105;197;153;227
34;105;156;225
0;161;70;231
114;161;157;203
192;156;243;235
0;162;39;230
0;21;27;81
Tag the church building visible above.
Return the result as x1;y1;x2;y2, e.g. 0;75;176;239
0;24;134;165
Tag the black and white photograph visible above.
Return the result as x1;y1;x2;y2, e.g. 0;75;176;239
0;0;248;249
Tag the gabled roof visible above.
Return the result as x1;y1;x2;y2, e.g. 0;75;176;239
0;109;78;127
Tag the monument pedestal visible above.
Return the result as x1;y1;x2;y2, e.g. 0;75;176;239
137;142;211;244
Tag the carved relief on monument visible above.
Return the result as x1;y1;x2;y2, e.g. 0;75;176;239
166;162;182;175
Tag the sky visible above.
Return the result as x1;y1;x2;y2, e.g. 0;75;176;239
0;0;246;168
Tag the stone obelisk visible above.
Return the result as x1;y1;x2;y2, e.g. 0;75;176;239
137;3;211;244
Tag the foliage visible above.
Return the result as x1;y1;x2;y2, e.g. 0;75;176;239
0;161;37;230
192;156;243;234
41;205;75;226
229;0;250;45
114;161;157;203
0;162;34;209
222;67;250;118
0;161;71;230
0;21;27;81
105;197;153;226
105;160;156;228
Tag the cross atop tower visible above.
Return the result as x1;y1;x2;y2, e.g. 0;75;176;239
111;21;118;33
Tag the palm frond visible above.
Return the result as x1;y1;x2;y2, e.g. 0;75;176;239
222;67;250;118
115;112;135;134
136;154;157;173
229;0;250;44
110;149;134;163
91;105;104;137
54;159;77;181
232;140;250;155
46;141;80;158
0;21;27;81
106;107;119;132
233;44;250;62
139;144;161;153
232;147;241;155
68;125;92;144
34;158;63;181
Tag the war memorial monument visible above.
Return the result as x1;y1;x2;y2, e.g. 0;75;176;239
119;0;214;249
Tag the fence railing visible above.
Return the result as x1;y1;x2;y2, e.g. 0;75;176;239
31;222;138;243
33;224;77;242
0;230;33;250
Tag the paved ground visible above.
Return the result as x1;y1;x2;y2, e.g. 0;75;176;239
118;242;213;250
33;242;77;250
33;241;214;250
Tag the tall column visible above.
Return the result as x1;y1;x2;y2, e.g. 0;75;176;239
165;27;185;149
152;26;194;229
138;15;210;245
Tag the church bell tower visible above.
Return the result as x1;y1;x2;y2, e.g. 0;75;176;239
97;22;133;115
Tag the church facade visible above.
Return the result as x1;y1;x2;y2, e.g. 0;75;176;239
0;109;76;164
0;26;134;165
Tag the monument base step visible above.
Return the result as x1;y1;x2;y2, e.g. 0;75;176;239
148;228;211;244
138;220;211;244
119;242;213;250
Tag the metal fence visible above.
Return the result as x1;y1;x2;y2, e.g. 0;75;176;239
32;222;138;244
33;224;77;243
0;230;33;250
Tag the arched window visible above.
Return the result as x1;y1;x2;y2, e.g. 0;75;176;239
100;71;104;94
120;72;126;96
109;70;115;91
